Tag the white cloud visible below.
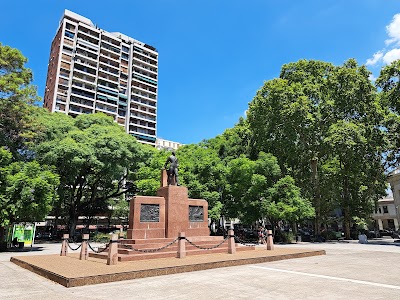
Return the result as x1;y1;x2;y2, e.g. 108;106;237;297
385;14;400;45
368;74;376;82
383;48;400;64
366;51;383;66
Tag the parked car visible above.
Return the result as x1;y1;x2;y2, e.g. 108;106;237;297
367;230;381;239
391;231;400;239
379;229;394;237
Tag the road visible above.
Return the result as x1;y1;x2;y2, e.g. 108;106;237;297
1;240;400;299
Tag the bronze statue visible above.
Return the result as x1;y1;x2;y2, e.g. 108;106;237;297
164;151;179;185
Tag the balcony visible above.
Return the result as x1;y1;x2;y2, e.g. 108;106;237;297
100;51;120;63
101;42;120;54
74;58;97;69
95;103;117;113
64;30;75;39
130;112;156;122
74;64;96;76
77;37;99;51
98;65;119;76
97;85;119;96
131;96;156;108
72;72;96;84
75;50;98;63
132;62;157;74
72;80;95;91
71;87;95;99
76;43;99;57
132;74;157;87
70;96;94;108
96;94;118;106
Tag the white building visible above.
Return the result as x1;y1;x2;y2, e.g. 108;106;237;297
372;196;399;231
387;170;400;231
156;138;183;151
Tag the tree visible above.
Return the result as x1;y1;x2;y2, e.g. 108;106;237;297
376;59;400;169
265;175;315;232
247;59;387;237
0;148;59;227
34;112;144;236
225;152;281;224
0;43;40;159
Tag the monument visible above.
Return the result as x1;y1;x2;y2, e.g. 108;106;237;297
89;153;258;262
127;153;209;239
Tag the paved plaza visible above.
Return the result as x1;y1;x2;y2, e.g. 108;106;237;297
1;240;400;299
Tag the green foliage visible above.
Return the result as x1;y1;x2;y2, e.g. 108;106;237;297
91;232;110;243
376;60;400;168
0;43;41;159
34;112;145;235
0;149;59;226
265;176;315;224
247;59;387;237
279;231;296;244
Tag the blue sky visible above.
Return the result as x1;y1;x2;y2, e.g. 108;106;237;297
1;1;399;144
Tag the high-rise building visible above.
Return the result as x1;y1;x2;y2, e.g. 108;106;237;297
44;10;158;146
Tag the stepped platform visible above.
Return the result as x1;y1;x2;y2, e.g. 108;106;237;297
11;246;326;287
89;236;256;261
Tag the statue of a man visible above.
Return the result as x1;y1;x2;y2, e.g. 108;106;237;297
164;151;179;186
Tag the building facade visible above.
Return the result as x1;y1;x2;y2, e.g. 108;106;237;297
387;170;400;231
372;196;399;231
155;138;183;151
44;10;158;146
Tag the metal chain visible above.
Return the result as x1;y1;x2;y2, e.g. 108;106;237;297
120;238;179;253
66;240;82;251
184;236;228;250
87;241;110;253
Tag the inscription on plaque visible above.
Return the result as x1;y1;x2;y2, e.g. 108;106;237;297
189;205;204;222
140;204;160;222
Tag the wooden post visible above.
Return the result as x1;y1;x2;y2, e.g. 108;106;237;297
79;234;89;260
266;230;274;250
60;234;69;256
177;232;186;258
228;229;236;254
107;234;119;265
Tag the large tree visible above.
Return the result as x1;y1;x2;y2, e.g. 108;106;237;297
376;59;400;169
0;148;59;227
0;43;40;159
34;112;144;236
247;59;387;238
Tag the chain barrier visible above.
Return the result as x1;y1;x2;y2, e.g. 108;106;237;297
87;241;110;253
184;236;228;250
234;235;260;247
66;239;82;251
120;238;179;253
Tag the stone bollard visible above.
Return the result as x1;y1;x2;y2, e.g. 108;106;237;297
60;234;69;256
79;234;89;260
177;232;186;258
266;230;274;250
228;229;236;254
107;234;119;265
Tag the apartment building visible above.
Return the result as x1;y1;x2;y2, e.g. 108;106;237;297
44;10;158;146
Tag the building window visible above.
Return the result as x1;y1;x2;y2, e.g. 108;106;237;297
383;206;388;214
388;219;395;229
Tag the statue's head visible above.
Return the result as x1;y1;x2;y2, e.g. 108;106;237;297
172;151;176;156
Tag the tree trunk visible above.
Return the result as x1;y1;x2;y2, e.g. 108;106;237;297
311;158;321;235
343;173;351;239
